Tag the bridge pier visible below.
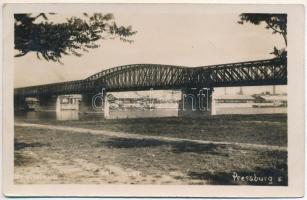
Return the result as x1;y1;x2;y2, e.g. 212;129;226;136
178;88;213;117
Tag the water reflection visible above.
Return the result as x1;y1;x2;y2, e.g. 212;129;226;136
15;108;179;121
108;108;179;119
14;106;286;121
216;107;287;115
15;110;79;121
56;110;79;121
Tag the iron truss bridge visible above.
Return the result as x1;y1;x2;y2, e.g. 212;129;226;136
14;58;287;97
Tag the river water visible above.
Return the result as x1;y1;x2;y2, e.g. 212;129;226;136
15;106;286;121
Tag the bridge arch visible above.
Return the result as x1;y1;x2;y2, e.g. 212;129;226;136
95;64;196;92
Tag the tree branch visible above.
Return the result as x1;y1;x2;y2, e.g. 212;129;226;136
265;20;287;46
265;20;283;34
282;33;287;46
14;13;136;63
14;51;28;57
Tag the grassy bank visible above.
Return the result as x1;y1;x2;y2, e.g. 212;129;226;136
14;113;287;185
16;114;287;146
15;126;287;185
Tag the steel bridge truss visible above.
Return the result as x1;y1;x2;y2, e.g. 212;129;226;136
14;58;287;97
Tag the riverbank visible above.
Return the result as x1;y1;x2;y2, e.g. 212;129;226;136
14;114;287;185
15;114;287;146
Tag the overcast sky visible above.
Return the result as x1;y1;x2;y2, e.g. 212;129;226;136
14;7;286;95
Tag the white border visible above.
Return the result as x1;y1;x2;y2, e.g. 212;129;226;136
1;1;305;198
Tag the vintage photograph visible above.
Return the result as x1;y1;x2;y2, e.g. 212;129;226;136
11;5;289;186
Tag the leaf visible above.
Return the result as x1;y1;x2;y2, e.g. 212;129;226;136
14;13;137;63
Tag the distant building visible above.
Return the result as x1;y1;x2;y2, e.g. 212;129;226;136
215;94;255;103
253;94;287;107
213;94;287;115
109;97;158;110
25;97;39;111
214;94;256;109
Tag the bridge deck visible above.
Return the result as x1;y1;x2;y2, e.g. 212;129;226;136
14;58;287;97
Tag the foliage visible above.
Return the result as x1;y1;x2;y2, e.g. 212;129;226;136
14;13;137;63
270;47;287;61
238;13;287;46
238;13;287;60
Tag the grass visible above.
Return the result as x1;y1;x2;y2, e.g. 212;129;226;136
16;114;287;146
14;114;287;185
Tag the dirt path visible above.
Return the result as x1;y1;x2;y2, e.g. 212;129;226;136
15;122;287;151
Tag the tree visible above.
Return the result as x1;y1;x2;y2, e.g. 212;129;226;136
15;13;137;63
238;13;287;45
238;13;287;59
238;13;287;95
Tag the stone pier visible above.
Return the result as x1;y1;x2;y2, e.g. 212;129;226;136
178;88;213;117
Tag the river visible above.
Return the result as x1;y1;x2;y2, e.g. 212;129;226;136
15;105;286;121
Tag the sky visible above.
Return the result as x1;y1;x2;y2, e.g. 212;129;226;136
14;6;287;95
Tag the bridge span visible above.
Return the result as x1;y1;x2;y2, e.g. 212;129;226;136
14;58;287;117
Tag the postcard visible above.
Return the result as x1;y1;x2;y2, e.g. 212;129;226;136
2;2;305;197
